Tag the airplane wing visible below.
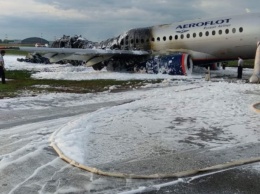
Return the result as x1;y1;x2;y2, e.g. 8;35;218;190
17;47;150;66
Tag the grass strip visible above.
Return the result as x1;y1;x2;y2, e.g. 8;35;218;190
0;70;161;99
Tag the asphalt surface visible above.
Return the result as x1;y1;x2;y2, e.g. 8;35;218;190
0;99;259;194
1;77;260;194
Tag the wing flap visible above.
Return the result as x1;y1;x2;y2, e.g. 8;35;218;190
18;47;149;56
16;47;149;65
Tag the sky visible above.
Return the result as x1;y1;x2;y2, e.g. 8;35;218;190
0;1;259;42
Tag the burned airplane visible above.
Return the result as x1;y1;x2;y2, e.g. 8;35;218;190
15;13;260;79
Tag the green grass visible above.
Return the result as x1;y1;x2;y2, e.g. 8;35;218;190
6;50;28;56
0;43;30;56
0;70;161;99
225;59;254;68
0;59;255;99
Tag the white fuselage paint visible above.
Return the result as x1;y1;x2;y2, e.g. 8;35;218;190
18;13;260;67
150;13;260;62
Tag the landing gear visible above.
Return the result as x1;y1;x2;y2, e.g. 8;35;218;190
250;42;260;83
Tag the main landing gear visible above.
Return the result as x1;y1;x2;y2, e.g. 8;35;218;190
250;42;260;83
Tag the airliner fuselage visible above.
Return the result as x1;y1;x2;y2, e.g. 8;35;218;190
116;13;260;64
16;12;260;76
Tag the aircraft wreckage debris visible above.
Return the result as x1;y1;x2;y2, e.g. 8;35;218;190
17;35;94;66
16;34;193;75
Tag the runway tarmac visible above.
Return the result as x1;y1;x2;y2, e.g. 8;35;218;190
1;82;259;193
0;56;260;193
1;100;260;194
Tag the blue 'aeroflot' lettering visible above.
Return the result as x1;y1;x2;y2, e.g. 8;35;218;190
176;18;231;29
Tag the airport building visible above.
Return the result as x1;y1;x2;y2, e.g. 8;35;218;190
21;37;49;45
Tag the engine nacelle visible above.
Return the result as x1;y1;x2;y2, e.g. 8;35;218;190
146;53;193;75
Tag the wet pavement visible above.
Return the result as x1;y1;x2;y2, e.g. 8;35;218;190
0;80;260;193
0;103;259;194
140;164;260;194
93;143;260;178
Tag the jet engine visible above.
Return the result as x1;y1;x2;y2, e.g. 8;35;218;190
146;53;193;75
102;53;194;75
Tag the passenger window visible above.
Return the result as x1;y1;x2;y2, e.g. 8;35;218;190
239;27;243;33
199;32;203;37
152;37;155;42
193;33;196;38
169;36;173;40
131;39;134;44
219;30;222;35
125;40;129;45
157;37;160;41
232;28;236;33
225;29;229;34
163;36;166;41
141;39;144;44
136;39;139;44
181;34;184;39
205;31;209;36
175;35;178;40
186;34;190;38
120;40;124;45
212;30;216;35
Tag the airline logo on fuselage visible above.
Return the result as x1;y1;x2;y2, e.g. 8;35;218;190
176;18;232;33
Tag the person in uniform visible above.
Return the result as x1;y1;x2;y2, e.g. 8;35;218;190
0;50;6;84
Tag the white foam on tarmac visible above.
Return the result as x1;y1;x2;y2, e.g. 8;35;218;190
1;55;260;193
3;56;260;169
51;80;260;168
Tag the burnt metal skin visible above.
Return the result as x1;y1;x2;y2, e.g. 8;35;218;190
117;27;153;51
20;29;191;73
50;29;154;71
97;27;153;71
18;13;260;75
50;35;100;66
